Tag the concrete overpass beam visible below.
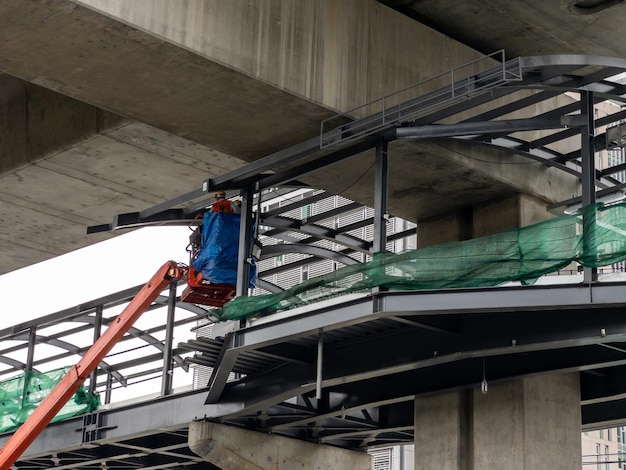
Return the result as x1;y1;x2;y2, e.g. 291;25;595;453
0;74;27;173
414;373;582;469
188;421;372;470
0;74;126;174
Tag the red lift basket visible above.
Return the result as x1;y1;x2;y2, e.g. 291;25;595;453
181;266;236;308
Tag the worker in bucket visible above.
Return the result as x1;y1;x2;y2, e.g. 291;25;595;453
211;190;240;213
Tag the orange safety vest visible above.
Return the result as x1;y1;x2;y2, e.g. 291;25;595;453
212;199;234;213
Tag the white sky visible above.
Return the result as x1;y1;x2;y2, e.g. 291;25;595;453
0;227;191;330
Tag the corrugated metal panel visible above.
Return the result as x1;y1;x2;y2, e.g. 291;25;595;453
369;447;393;470
256;258;275;271
309;259;334;278
336;195;353;207
338;208;363;227
192;320;214;390
276;269;301;289
313;196;336;215
313;239;335;251
285;252;308;264
364;224;374;242
281;208;301;219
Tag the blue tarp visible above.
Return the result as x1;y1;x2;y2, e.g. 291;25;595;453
191;212;256;286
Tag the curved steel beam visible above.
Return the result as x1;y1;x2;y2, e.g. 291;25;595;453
260;244;360;266
0;356;26;371
11;332;126;386
256;279;284;294
261;216;371;254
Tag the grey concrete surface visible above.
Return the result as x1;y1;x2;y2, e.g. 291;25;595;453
188;421;372;470
381;0;626;59
0;0;604;274
414;373;582;470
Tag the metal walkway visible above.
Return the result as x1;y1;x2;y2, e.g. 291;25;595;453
3;277;626;467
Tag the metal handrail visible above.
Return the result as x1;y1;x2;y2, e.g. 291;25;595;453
320;50;522;148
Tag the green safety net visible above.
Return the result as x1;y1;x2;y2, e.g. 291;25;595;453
0;367;100;433
216;202;626;322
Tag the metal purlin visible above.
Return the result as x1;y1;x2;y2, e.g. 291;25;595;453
88;305;103;394
22;327;37;409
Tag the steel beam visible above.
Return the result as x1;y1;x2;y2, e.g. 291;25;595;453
161;281;177;396
260;244;359;266
236;186;254;298
88;305;103;394
373;140;388;254
205;332;239;404
395;116;571;140
0;389;211;459
581;90;598;283
235;283;626;350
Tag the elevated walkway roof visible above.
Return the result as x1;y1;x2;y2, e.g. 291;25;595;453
92;54;626;233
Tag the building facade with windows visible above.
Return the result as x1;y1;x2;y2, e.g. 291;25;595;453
582;427;626;470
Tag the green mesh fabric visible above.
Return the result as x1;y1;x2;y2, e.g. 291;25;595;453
0;367;100;433
217;203;626;322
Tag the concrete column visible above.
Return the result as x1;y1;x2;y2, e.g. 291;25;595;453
418;194;552;248
414;390;471;470
188;421;372;470
414;373;582;470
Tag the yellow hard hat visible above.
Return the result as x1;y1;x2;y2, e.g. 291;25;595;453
215;190;226;198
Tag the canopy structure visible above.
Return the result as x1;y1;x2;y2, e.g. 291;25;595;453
90;54;626;300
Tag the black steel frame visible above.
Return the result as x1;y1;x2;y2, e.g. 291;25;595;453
7;54;626;466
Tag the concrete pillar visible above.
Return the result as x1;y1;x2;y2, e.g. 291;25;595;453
474;193;554;237
418;194;553;248
414;373;582;470
188;421;372;470
414;390;472;470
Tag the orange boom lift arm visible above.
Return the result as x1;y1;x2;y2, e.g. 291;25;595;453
0;260;185;469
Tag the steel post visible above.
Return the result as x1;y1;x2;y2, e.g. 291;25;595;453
88;305;103;394
581;91;597;283
236;186;253;298
373;140;389;254
161;281;177;396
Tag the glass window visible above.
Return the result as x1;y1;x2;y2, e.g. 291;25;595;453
597;443;602;470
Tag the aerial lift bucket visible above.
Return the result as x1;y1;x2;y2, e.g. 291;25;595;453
181;266;236;308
